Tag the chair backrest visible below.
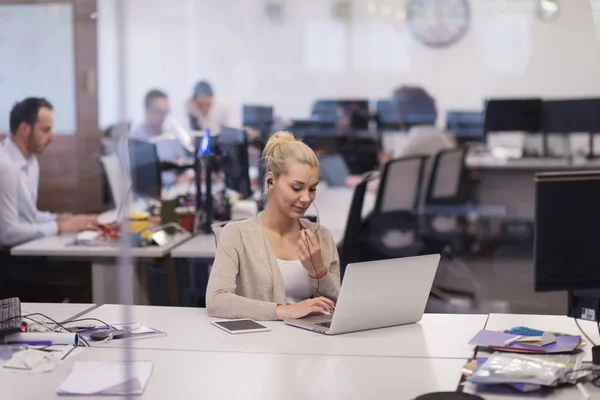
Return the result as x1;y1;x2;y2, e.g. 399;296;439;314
374;155;429;214
424;147;467;206
99;152;129;209
339;175;371;276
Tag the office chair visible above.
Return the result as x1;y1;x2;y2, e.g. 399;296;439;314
420;146;482;300
357;156;429;267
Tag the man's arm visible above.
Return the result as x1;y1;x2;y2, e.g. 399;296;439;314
0;162;57;247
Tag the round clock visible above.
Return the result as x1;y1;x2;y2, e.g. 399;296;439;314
406;0;471;48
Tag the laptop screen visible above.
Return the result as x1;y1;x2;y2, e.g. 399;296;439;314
319;154;350;187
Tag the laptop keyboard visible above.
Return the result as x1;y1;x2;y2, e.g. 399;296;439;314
0;297;22;337
316;322;331;328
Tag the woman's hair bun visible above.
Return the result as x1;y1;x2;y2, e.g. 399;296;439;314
263;131;296;158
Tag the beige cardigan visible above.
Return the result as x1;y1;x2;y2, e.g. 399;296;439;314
206;213;341;320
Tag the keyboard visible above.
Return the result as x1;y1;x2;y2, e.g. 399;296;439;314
0;297;22;337
316;321;331;328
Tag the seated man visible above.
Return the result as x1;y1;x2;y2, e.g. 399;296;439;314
121;89;193;188
0;97;98;247
187;81;240;133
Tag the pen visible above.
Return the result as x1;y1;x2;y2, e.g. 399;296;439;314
5;340;52;346
504;335;522;346
60;345;77;361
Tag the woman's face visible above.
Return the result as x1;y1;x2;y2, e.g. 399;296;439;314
269;163;319;220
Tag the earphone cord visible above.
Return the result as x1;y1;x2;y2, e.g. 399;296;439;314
302;202;321;299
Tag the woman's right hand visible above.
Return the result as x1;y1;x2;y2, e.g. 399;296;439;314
276;297;335;320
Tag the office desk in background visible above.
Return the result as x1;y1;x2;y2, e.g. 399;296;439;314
0;346;467;400
10;233;191;306
467;155;600;221
75;305;486;359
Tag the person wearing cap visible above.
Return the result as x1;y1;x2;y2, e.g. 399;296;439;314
187;81;240;133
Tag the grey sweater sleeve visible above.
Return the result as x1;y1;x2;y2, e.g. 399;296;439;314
205;224;279;320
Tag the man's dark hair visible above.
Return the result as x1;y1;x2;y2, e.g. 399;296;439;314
193;81;214;98
9;97;53;134
144;89;168;110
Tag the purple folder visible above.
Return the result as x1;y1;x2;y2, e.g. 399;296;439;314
469;330;581;353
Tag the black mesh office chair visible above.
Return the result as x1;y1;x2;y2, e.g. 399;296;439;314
342;156;428;274
420;146;481;300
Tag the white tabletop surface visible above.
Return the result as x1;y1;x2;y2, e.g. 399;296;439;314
10;233;191;258
21;303;97;323
483;313;599;362
0;347;466;400
79;305;485;359
170;233;215;258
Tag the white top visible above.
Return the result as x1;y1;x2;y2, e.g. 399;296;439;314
0;137;58;247
187;96;240;134
276;259;312;304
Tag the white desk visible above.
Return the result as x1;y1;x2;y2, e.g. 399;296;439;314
482;313;599;362
0;347;466;400
170;186;376;259
171;233;215;259
21;303;97;323
79;305;486;359
10;233;191;305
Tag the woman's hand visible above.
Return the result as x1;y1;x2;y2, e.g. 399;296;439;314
276;297;335;320
297;228;327;279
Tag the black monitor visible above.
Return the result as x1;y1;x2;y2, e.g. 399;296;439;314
484;98;542;133
535;170;600;291
243;105;273;136
311;99;370;130
217;127;251;198
542;98;600;133
446;111;485;143
376;100;400;132
128;139;162;200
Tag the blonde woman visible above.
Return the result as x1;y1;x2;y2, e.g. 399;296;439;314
206;131;340;320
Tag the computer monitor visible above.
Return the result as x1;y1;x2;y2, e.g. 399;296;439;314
311;99;370;130
446;111;485;143
484;98;542;133
542;98;600;134
534;170;600;291
289;119;338;137
243;105;273;136
376;100;400;132
128;139;162;200
217;126;251;198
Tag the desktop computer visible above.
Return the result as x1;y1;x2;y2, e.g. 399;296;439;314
534;170;600;323
542;98;600;159
243;105;273;137
128;139;162;201
217;127;252;199
311;99;370;131
446;111;485;144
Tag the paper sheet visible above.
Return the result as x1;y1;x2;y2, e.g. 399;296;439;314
57;361;153;395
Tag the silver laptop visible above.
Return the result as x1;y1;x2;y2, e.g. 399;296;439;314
284;254;440;335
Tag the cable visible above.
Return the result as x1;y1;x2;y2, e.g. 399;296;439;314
574;317;597;347
299;219;320;299
1;313;113;347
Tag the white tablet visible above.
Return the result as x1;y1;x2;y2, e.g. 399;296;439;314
211;319;271;334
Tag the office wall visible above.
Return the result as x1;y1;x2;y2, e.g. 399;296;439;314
98;0;600;128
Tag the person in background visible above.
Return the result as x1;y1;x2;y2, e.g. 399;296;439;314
0;97;97;248
125;89;193;186
206;131;339;320
393;85;456;157
187;81;239;134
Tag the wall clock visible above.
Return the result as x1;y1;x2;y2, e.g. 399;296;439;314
406;0;471;48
